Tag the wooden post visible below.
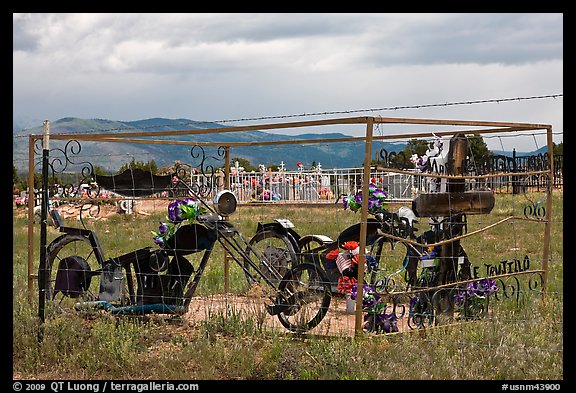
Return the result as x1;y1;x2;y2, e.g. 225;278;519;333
38;120;50;331
27;135;36;304
223;146;230;293
541;126;554;296
355;118;374;335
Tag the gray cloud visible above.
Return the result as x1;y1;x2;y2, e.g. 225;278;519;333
14;14;563;67
13;14;38;51
361;13;563;66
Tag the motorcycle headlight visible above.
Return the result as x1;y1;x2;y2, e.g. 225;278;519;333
213;190;237;216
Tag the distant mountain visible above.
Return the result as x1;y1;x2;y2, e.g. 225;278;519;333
491;145;549;157
12;117;404;172
13;115;45;132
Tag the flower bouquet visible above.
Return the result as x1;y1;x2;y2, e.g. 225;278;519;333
151;198;206;247
454;278;498;320
325;241;361;291
351;284;398;333
343;183;388;215
260;189;281;201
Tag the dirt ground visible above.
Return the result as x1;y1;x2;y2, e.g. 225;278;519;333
182;292;414;337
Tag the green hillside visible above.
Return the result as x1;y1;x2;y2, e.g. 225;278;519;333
12;117;403;172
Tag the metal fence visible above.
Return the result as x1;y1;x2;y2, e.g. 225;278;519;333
24;154;563;207
193;167;418;204
190;154;563;204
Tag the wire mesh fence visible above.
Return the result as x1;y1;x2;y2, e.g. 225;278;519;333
13;118;563;380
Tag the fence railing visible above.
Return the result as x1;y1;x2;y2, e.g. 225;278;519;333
186;154;563;204
189;167;418;204
22;154;563;207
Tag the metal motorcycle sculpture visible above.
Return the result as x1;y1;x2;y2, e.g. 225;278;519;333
41;170;332;333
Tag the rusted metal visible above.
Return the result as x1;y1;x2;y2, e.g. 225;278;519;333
541;126;554;297
411;191;496;217
27;135;35;304
355;117;374;335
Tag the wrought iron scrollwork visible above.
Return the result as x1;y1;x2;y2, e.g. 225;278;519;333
521;174;550;220
493;272;546;305
377;148;412;169
187;145;226;198
527;271;544;292
495;275;522;305
465;152;550;176
34;139;101;227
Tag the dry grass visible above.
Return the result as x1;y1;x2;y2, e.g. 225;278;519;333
12;191;563;380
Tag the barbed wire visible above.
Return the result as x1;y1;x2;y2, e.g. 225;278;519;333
213;94;564;124
12;93;563;137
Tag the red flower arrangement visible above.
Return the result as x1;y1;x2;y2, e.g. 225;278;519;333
325;249;340;260
337;276;358;294
324;240;362;294
343;241;359;251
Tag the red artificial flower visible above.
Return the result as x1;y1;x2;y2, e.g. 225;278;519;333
325;249;340;260
342;241;359;251
337;276;358;294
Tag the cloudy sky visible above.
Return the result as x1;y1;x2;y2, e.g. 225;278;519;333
13;13;563;151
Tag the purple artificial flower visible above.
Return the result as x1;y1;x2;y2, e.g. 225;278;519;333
371;188;387;200
455;278;498;307
151;220;174;247
381;314;399;333
344;194;361;212
363;294;378;309
168;199;184;223
454;290;466;307
368;197;382;212
182;197;196;206
351;283;399;334
343;186;387;215
363;312;398;333
380;316;392;333
158;221;169;234
478;278;498;295
351;284;378;305
350;284;358;300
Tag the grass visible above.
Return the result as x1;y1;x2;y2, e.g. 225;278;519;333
12;191;563;380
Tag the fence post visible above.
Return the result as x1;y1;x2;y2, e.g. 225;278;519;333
38;120;50;339
355;117;374;335
223;146;230;293
27;135;36;305
541;127;554;297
